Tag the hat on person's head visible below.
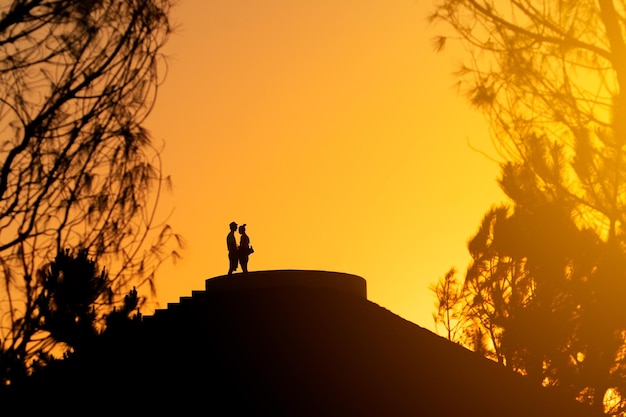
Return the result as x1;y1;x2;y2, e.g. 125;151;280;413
230;221;237;228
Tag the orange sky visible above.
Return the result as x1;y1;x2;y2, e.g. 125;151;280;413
144;0;506;331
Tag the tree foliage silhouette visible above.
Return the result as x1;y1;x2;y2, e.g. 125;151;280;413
0;0;181;385
2;248;142;386
430;1;626;414
37;248;111;351
430;267;464;342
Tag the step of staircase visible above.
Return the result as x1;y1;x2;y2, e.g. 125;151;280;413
142;270;366;324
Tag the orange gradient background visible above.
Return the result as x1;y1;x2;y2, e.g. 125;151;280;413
144;0;506;330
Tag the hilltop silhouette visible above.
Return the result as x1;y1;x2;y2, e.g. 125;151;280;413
3;270;599;416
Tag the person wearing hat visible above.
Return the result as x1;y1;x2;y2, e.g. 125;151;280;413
238;224;253;273
227;221;239;275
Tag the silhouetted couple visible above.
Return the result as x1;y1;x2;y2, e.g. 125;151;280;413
227;221;254;275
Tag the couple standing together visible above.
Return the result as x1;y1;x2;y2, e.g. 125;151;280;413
227;221;254;275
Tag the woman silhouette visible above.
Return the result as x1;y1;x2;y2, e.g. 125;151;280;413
238;224;253;273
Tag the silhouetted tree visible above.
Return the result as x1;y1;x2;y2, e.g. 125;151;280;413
431;267;464;342
1;247;140;386
0;0;182;385
430;1;626;413
104;286;143;334
430;1;626;241
37;248;110;350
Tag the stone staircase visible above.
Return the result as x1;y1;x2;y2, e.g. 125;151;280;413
143;269;367;324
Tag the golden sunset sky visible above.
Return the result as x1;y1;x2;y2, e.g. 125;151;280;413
144;0;506;331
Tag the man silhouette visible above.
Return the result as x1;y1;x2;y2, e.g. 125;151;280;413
227;221;238;275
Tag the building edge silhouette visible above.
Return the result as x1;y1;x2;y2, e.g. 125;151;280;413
1;270;601;416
